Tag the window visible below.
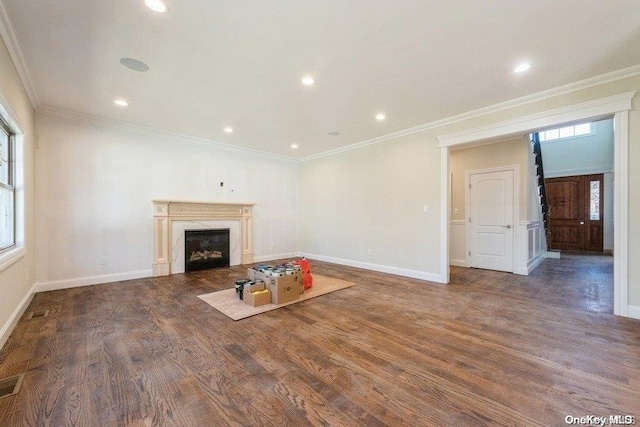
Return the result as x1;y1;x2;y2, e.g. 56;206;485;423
538;122;593;142
0;117;14;250
590;180;600;221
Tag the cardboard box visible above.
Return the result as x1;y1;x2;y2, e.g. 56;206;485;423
267;274;301;305
244;288;271;306
246;281;266;293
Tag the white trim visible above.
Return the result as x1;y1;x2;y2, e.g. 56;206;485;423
253;252;298;263
627;305;640;320
301;67;640;162
0;282;36;351
546;251;561;259
441;148;450;281
515;220;545;275
450;220;466;267
613;111;629;317
544;167;612;178
300;252;445;283
37;107;298;163
0;1;39;107
465;165;519;273
527;253;546;272
33;270;153;293
438;91;635;147
439;92;634;318
0;246;24;272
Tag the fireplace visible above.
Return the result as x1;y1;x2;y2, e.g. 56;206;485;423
152;201;254;277
184;229;230;272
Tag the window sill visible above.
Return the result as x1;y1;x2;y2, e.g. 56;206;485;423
0;246;25;273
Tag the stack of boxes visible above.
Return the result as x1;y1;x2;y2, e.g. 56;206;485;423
235;262;305;306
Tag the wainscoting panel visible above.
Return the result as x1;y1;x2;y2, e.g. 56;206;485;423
515;221;546;275
450;220;467;267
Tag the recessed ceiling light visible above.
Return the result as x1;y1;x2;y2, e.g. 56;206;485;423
302;76;314;86
120;57;150;72
290;144;298;149
114;98;129;107
224;127;233;133
327;130;340;136
376;113;386;121
144;0;167;13
514;63;531;73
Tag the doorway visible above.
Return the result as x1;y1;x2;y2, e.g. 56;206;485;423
439;92;633;316
546;174;604;252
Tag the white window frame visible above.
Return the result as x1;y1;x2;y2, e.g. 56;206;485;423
539;122;595;143
0;117;15;251
0;97;25;272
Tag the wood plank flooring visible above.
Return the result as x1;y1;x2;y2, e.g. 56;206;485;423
1;254;639;426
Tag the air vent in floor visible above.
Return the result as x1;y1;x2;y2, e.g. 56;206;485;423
0;374;24;399
27;309;49;320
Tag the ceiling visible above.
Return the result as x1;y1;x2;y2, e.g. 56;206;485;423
3;0;640;159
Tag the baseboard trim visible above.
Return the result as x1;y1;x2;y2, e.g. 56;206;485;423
0;283;37;351
546;251;561;259
34;270;153;293
252;253;298;263
528;253;546;272
626;305;640;320
300;252;445;283
450;259;467;267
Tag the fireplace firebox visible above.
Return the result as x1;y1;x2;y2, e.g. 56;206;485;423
184;229;230;272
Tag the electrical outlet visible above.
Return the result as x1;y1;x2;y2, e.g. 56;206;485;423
100;257;108;265
367;248;373;255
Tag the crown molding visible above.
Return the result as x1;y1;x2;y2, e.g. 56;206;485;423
36;106;298;163
300;64;640;162
437;91;636;147
0;1;39;108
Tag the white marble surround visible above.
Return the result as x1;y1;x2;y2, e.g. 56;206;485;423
153;200;254;277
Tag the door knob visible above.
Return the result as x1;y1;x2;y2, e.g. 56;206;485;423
579;221;585;225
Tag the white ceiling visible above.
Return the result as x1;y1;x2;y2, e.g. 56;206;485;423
3;0;640;159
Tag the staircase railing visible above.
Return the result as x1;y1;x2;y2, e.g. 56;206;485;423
531;133;550;237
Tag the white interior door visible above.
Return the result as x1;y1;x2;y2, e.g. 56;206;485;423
468;169;515;272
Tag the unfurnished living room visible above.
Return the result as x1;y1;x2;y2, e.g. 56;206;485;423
1;1;639;425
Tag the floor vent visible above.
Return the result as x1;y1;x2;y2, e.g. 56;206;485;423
27;309;49;320
0;374;25;399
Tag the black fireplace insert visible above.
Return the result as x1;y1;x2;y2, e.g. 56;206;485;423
184;229;230;272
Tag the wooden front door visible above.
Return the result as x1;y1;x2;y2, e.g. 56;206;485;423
545;174;603;252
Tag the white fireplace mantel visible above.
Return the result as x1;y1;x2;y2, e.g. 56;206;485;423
152;200;254;277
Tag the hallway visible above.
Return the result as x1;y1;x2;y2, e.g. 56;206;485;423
450;253;614;314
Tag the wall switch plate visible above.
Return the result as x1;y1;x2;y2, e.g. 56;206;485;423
423;205;429;213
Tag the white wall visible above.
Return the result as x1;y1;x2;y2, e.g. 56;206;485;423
541;118;614;250
300;134;442;281
34;112;299;287
0;36;35;349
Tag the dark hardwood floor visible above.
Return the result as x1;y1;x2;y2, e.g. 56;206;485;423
1;254;638;426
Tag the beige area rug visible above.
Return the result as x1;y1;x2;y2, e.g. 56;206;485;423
197;274;357;321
